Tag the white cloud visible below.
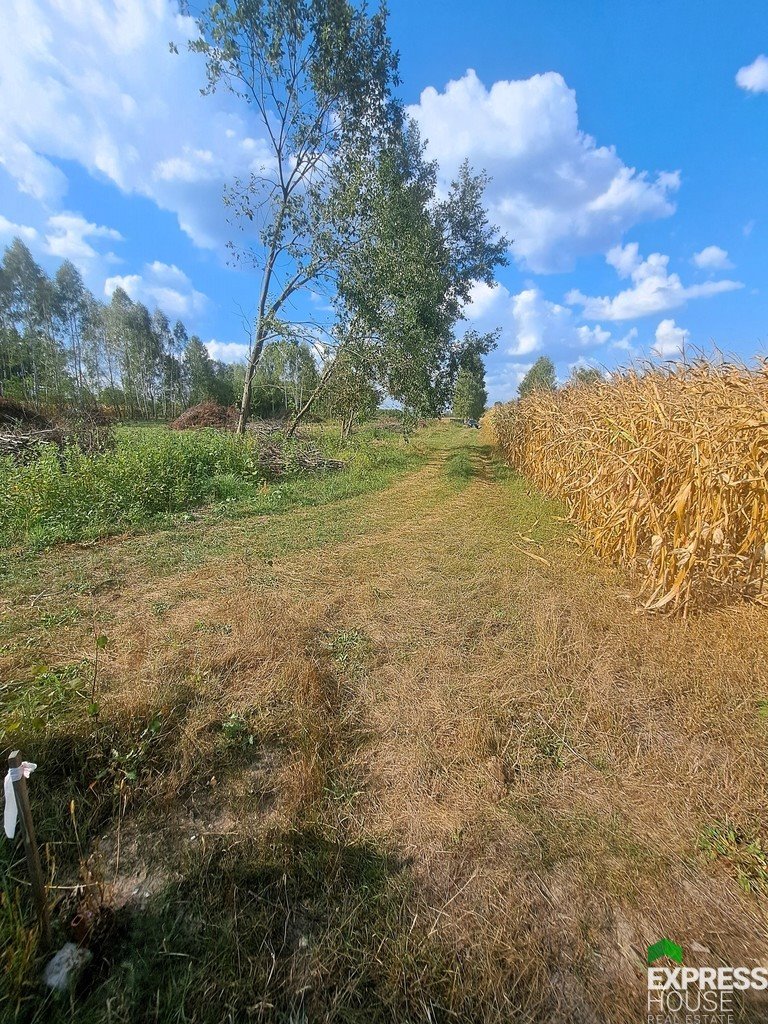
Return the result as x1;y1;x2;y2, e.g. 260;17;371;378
510;288;611;355
105;261;207;318
567;243;743;321
206;340;251;363
0;0;276;249
467;281;611;358
0;214;37;241
736;55;768;94
466;280;507;320
408;69;679;273
692;245;732;270
652;318;689;358
44;211;122;262
744;219;756;237
611;327;639;353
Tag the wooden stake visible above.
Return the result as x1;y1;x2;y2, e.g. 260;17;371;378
8;751;51;950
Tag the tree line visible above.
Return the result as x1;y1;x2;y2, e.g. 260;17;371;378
0;237;327;420
517;356;603;400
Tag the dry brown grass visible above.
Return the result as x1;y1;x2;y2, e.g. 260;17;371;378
4;427;768;1021
483;359;768;613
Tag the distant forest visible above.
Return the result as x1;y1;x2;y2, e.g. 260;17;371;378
0;238;321;420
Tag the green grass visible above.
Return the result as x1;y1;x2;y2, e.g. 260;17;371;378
0;425;420;551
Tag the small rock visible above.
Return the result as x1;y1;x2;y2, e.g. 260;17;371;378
43;943;92;992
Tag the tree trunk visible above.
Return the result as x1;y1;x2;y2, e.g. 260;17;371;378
236;334;266;435
285;356;338;438
341;409;354;439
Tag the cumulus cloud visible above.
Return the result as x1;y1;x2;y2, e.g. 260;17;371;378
611;327;639;354
652;318;689;358
567;243;742;321
736;55;768;93
0;0;275;249
485;362;534;404
692;245;732;270
467;280;611;358
0;214;37;241
206;340;251;363
408;69;679;273
105;261;207;318
44;212;123;263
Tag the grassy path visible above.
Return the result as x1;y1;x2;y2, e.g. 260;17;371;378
3;425;768;1022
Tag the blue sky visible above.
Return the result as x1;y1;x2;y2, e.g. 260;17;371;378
0;0;766;401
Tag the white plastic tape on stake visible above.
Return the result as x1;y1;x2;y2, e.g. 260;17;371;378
4;762;36;839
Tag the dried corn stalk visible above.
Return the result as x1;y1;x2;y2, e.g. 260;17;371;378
482;359;768;613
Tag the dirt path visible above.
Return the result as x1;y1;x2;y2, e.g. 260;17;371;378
6;426;768;1022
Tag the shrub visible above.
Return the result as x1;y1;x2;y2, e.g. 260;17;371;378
0;426;264;547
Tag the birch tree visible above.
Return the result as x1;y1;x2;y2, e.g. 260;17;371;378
190;0;399;433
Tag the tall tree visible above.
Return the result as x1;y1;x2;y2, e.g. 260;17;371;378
53;260;88;394
1;237;67;401
518;356;557;399
0;240;196;418
452;365;487;420
190;0;400;433
326;120;507;421
184;335;221;405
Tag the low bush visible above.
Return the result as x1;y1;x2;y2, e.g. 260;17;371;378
0;425;417;549
0;427;268;547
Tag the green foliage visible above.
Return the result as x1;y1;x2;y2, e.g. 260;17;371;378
325;628;373;672
0;425;420;550
569;365;604;386
0;238;242;421
0;427;266;547
518;356;557;398
191;0;400;430
318;344;380;436
699;822;768;894
252;340;321;418
0;662;89;738
185;335;229;406
335;120;507;418
452;366;487;420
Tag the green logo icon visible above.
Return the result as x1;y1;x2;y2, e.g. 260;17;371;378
648;938;683;965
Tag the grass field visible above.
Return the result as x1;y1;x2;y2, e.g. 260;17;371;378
3;423;768;1022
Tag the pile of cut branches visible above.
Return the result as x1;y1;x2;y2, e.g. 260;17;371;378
259;442;345;476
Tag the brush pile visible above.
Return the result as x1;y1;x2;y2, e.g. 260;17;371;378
169;401;240;431
0;399;115;461
259;441;345;475
484;360;768;612
0;398;63;461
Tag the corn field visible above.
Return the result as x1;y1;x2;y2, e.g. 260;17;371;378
484;360;768;612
